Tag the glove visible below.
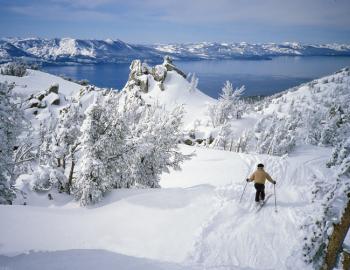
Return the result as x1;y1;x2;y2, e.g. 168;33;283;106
246;179;250;182
273;180;276;185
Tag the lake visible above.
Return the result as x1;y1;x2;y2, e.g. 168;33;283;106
43;56;350;98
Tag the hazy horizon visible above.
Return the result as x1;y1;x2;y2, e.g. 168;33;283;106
2;36;350;45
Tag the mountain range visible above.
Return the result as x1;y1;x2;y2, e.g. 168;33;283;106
1;37;350;64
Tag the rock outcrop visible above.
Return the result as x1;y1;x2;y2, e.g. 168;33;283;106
25;83;61;113
124;56;186;93
162;56;186;78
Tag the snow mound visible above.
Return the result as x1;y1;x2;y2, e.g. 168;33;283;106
0;69;82;97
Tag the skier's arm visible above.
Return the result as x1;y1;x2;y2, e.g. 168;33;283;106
265;173;276;184
247;173;255;182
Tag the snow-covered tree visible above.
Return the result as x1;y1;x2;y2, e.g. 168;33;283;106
73;92;189;205
0;62;27;77
208;81;245;127
187;73;198;93
53;103;84;191
235;130;254;153
255;114;297;156
213;122;233;151
304;110;326;145
0;82;22;204
72;95;118;205
320;105;349;147
128;104;189;188
327;137;350;174
38;119;57;166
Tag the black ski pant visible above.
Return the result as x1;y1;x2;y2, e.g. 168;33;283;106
254;183;265;202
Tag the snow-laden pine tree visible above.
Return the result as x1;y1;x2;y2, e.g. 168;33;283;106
208;81;245;127
127;103;189;188
53;102;84;191
0;82;21;204
0;62;27;77
255;114;297;156
73;92;189;205
188;73;198;93
72;95;117;205
320;104;350;146
213;122;233;151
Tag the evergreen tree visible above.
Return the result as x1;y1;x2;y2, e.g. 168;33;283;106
188;73;198;93
53;102;84;191
208;81;245;127
73;92;189;205
72;94;120;205
128;104;189;188
213;122;233;151
0;82;21;204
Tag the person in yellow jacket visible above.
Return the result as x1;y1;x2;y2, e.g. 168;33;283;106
246;163;276;204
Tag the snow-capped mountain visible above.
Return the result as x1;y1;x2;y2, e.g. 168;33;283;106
153;41;350;59
0;40;35;62
0;37;163;64
1;38;350;64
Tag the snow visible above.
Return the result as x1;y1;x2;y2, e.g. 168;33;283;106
142;71;215;127
0;181;216;263
0;69;82;97
1;66;349;269
42;92;60;105
0;144;334;270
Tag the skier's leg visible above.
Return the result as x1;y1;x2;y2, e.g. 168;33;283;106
254;183;260;202
260;184;265;201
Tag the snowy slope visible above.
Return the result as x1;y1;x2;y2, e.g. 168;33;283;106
260;68;350;118
142;71;215;127
0;145;334;270
0;69;82;97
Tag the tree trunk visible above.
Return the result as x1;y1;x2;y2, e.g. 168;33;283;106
229;138;234;152
67;159;75;194
342;250;350;270
322;195;350;270
236;137;241;152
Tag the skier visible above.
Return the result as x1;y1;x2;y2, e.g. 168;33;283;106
246;163;276;205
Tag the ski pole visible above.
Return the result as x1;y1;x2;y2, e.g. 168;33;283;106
274;183;277;212
239;180;248;203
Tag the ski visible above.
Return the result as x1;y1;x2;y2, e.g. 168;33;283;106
255;194;273;213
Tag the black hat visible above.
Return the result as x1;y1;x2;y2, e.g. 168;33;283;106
257;163;264;168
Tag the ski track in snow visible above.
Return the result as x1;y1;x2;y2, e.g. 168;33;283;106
184;148;331;270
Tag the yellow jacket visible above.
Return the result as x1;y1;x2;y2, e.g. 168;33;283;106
249;168;274;184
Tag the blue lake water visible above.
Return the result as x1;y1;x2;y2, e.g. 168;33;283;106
43;56;350;98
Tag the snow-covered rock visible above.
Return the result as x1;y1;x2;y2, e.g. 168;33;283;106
43;92;60;105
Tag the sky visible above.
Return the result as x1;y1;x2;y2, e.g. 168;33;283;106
0;0;350;44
